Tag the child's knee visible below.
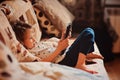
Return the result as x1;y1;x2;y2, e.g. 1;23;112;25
82;28;95;39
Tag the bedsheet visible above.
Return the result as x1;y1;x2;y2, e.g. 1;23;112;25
20;62;100;80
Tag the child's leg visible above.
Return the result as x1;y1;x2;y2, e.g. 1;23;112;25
59;28;98;74
59;28;95;67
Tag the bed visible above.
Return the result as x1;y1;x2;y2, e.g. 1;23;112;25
0;0;109;80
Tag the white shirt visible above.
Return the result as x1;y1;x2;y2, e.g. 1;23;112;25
29;37;66;63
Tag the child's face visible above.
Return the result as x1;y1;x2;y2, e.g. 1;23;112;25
23;29;35;49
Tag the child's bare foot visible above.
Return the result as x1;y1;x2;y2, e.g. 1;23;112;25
75;53;98;74
76;65;98;74
86;53;104;60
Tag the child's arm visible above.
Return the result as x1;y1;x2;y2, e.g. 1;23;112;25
41;38;69;62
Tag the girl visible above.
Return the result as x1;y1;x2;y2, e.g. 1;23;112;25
11;21;103;74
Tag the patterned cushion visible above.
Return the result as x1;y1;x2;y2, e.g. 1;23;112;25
33;0;75;36
33;6;61;38
0;10;40;62
0;0;42;42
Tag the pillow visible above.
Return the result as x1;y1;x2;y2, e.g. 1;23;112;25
0;0;42;42
33;0;75;35
0;41;23;80
0;10;40;62
0;41;49;80
34;6;61;38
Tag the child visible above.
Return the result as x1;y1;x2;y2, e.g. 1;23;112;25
11;20;103;74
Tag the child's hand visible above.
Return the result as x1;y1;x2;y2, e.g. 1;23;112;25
57;38;69;51
61;30;71;40
61;31;66;40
